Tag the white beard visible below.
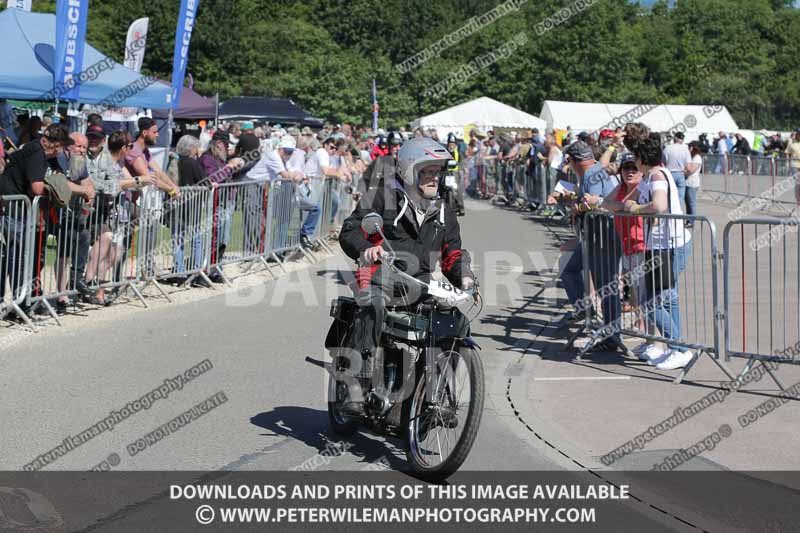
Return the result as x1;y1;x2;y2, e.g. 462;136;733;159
70;154;87;178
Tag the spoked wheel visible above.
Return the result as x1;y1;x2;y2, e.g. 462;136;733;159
327;359;358;436
404;346;484;481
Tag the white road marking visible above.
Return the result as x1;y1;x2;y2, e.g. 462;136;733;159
532;376;631;381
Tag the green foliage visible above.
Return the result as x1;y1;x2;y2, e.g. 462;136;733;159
11;0;799;128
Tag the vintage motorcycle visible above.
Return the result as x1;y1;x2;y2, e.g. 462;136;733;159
325;213;484;481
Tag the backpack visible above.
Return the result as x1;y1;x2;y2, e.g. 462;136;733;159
43;172;73;208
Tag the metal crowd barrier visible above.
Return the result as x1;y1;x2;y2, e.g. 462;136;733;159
27;193;145;321
701;155;799;214
1;170;352;329
0;195;34;326
81;191;143;308
722;217;800;388
208;180;281;284
568;211;735;384
140;186;216;292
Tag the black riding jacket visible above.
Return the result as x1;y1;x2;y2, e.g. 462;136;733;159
340;175;472;288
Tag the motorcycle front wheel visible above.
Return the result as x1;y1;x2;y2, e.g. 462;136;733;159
403;345;484;482
328;367;358;436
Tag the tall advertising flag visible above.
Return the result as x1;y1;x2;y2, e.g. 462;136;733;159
170;0;200;108
6;0;32;10
372;78;379;131
55;0;89;101
124;17;149;73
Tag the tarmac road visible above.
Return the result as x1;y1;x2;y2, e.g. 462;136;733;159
2;197;774;532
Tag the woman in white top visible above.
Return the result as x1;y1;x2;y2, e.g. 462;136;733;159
622;132;693;371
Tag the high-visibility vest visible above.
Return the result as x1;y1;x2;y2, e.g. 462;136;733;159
450;148;460;171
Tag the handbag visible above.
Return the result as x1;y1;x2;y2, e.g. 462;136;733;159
296;180;320;210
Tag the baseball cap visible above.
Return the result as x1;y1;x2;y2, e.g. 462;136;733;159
577;131;590;141
564;141;594;162
619;152;637;167
301;126;313;136
43;124;74;146
242;121;254;130
86;125;106;141
287;126;300;136
279;135;296;151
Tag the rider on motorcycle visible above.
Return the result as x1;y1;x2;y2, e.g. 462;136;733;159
338;137;476;415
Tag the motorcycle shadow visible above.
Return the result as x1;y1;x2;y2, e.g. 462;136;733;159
250;405;408;473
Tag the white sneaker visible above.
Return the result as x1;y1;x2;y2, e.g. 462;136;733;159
642;344;667;363
656;349;695;370
633;342;650;356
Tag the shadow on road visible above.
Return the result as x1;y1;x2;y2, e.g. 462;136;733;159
250;406;407;471
315;269;356;289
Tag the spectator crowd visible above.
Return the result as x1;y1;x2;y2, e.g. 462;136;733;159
2;110;799;360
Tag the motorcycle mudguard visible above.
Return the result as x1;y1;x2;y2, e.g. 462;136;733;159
325;319;350;350
325;297;358;349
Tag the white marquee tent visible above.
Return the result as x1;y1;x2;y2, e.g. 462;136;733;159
410;97;547;139
539;100;739;141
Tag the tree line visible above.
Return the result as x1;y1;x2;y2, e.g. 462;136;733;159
26;0;800;130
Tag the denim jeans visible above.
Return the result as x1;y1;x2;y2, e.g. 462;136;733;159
560;246;584;306
648;240;692;350
301;204;321;237
171;224;204;273
685;186;698;216
671;171;686;213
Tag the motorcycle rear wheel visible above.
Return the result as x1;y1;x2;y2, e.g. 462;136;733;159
403;346;484;482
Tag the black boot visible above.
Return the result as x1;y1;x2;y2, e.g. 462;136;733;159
300;234;315;250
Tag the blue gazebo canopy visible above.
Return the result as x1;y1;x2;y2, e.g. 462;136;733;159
0;9;171;108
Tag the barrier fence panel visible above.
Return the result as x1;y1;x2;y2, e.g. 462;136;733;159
723;218;800;387
24;191;151;322
701;155;798;213
264;179;312;263
82;190;144;308
333;178;355;228
750;155;773;177
728;155;750;175
208;180;274;283
151;186;215;288
0;195;34;326
774;157;799;178
571;211;733;384
316;178;336;246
